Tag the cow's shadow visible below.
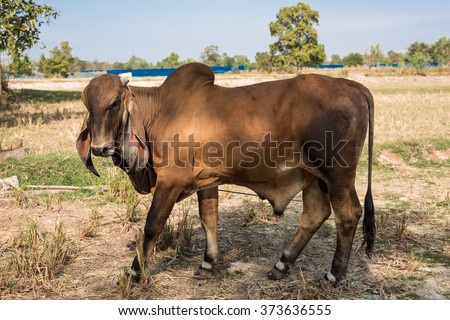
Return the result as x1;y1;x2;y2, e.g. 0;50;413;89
0;89;85;128
139;194;374;299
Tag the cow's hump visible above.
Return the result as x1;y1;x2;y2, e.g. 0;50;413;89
162;63;215;92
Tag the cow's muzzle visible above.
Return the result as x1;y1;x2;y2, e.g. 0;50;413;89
91;141;117;157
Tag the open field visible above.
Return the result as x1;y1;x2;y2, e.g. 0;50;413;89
0;71;449;299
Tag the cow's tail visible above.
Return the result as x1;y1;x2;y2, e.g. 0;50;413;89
362;89;376;257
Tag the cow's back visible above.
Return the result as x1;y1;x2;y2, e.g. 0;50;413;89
185;74;369;144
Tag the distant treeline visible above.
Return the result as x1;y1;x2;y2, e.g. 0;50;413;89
5;37;450;78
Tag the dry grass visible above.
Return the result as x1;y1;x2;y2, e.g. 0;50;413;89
79;207;101;239
157;200;195;254
370;91;449;142
0;218;76;297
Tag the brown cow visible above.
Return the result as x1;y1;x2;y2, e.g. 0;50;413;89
77;63;375;286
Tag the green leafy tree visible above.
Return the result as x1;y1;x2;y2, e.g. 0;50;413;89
0;0;58;99
88;60;111;70
201;45;222;65
330;54;342;64
111;61;125;69
233;55;250;68
71;57;88;72
219;53;250;69
10;54;33;75
409;51;431;75
431;36;450;66
405;41;431;63
38;41;74;77
159;52;180;68
221;53;235;67
367;43;386;65
342;52;364;66
254;51;273;72
269;2;326;71
406;41;432;75
124;55;149;69
181;57;196;65
387;50;405;64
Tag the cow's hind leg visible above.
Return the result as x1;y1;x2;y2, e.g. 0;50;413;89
326;185;362;285
194;187;219;278
267;179;331;280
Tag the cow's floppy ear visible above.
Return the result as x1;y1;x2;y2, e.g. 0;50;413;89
76;113;100;177
122;92;149;172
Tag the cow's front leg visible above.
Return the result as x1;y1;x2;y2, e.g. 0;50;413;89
195;187;219;278
129;181;182;281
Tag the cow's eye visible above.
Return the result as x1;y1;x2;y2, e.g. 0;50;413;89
110;99;120;110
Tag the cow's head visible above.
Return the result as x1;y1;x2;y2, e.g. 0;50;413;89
76;74;149;176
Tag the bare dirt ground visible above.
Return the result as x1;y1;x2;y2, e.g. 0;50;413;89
1;71;449;300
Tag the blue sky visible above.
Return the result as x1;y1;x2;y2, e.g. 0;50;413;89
26;0;450;63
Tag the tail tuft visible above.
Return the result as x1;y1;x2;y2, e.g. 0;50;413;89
363;186;376;256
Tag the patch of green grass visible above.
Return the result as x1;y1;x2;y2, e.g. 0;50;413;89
0;152;112;186
406;274;426;282
418;252;450;265
382;193;412;209
15;89;81;104
436;200;450;208
366;138;450;168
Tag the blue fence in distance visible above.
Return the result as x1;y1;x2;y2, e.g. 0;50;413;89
102;65;246;77
78;62;444;78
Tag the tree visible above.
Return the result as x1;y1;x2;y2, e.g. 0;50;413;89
367;43;386;65
71;57;88;72
181;57;196;65
124;55;149;69
254;51;273;72
405;41;430;63
409;51;431;75
38;41;74;77
342;53;364;66
406;41;431;75
0;0;58;100
330;54;342;65
233;55;250;68
221;53;235;67
431;36;450;66
269;2;326;71
201;45;222;65
159;52;180;68
387;50;404;64
10;54;33;76
111;61;125;69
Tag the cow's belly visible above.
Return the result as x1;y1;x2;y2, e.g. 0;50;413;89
190;166;315;212
234;168;315;213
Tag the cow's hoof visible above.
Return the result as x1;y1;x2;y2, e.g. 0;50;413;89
319;272;345;288
194;265;215;279
126;269;141;283
266;268;288;280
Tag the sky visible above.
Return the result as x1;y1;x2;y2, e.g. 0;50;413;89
25;0;450;63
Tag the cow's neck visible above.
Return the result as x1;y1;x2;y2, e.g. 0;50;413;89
128;86;162;129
